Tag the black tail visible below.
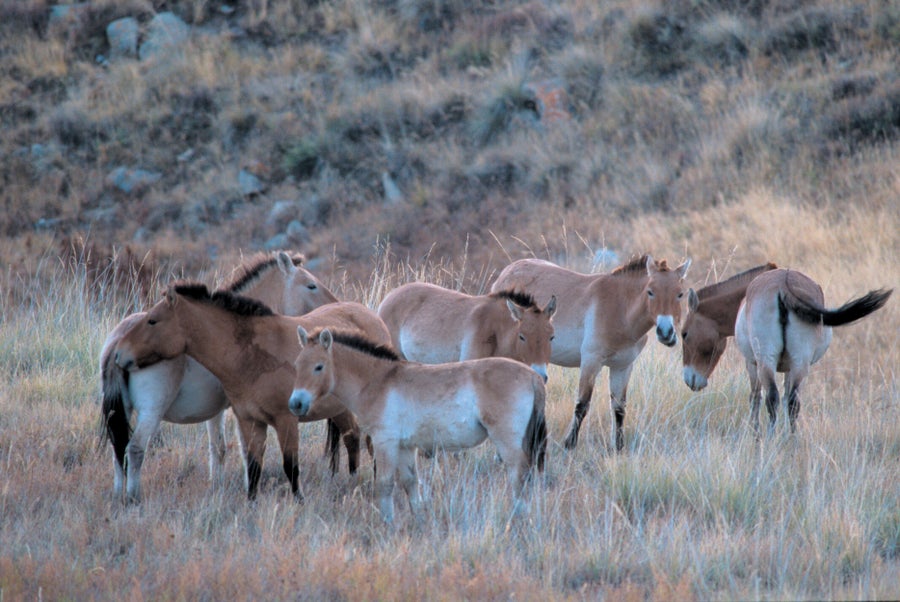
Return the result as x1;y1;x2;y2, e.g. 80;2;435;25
523;377;548;473
99;350;132;469
786;288;892;327
324;418;341;475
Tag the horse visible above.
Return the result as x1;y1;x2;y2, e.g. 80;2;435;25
289;327;548;525
111;280;392;501
734;269;891;436
99;251;343;503
376;282;557;381
491;254;691;452
681;263;779;392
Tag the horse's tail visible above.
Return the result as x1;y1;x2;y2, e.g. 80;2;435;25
99;344;132;468
785;287;892;327
523;375;548;473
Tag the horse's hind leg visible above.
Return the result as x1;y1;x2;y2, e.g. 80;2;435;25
783;368;806;434
758;364;779;437
126;412;165;503
608;363;635;453
397;448;424;524
564;362;602;449
205;411;227;488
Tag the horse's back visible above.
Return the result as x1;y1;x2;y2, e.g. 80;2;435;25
302;301;392;346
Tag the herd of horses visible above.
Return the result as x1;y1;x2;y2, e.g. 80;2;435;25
101;251;892;523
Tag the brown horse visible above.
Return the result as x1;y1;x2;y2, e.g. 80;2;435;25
491;255;691;451
734;269;891;436
113;281;392;500
99;251;343;503
681;263;779;392
289;327;547;524
377;282;556;381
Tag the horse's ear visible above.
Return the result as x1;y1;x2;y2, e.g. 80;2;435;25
688;288;699;312
676;258;692;279
645;255;656;275
319;329;333;350
277;251;295;275
506;299;524;322
165;287;178;306
297;326;309;347
544;295;557;318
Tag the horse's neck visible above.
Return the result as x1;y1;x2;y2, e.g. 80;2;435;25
610;275;656;337
236;269;284;312
330;346;391;413
701;288;750;336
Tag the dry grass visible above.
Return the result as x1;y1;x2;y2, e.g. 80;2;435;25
2;196;897;599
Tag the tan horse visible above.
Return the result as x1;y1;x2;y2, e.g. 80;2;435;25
491;255;691;451
735;269;891;436
377;283;557;381
682;263;779;392
289;328;548;524
99;251;343;503
113;281;392;500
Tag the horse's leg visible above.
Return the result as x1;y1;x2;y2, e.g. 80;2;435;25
373;444;398;524
205;411;227;488
758;364;779;437
783;367;806;434
331;411;362;475
608;363;635;453
564;361;602;449
235;416;268;500
125;407;166;504
397;447;423;524
745;359;762;439
274;415;302;501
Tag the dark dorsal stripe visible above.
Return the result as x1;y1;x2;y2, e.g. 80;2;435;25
310;329;400;361
611;254;653;276
173;281;276;317
224;252;305;294
696;263;777;301
490;289;538;309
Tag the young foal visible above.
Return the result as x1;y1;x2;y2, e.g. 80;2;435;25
113;282;392;500
491;255;691;451
99;251;341;503
735;269;891;436
377;282;556;381
289;328;548;524
681;263;779;392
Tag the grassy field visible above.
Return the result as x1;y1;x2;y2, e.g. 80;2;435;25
1;198;897;600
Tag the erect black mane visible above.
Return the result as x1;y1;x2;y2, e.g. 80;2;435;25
490;289;538;309
611;254;653;275
696;263;778;301
223;251;305;294
310;329;400;361
172;281;276;317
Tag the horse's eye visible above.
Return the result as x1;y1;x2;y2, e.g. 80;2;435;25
518;334;526;342
550;335;555;342
307;284;317;290
677;292;684;299
647;290;655;298
314;363;324;373
681;331;687;340
148;319;157;326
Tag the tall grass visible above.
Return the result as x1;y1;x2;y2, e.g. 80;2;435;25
1;201;897;600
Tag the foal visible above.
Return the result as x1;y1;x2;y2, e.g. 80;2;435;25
289;328;548;524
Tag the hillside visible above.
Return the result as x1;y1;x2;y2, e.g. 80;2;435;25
2;0;898;285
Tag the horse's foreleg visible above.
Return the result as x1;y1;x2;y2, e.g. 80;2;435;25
274;416;302;501
397;448;423;524
373;445;397;524
205;411;227;488
564;364;601;449
331;411;362;475
125;412;165;503
236;417;268;500
609;364;634;453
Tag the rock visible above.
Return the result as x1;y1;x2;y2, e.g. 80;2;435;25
139;12;190;62
106;166;162;194
239;169;266;196
286;220;308;242
264;233;290;251
381;171;404;204
266;200;300;229
107;17;139;60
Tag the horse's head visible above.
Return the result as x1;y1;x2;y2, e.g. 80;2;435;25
644;255;691;347
289;327;336;417
681;288;728;391
277;251;339;316
114;286;187;370
507;294;557;383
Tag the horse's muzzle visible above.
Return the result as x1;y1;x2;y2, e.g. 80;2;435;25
656;316;677;347
288;389;312;416
531;364;549;384
114;350;134;371
683;367;708;392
